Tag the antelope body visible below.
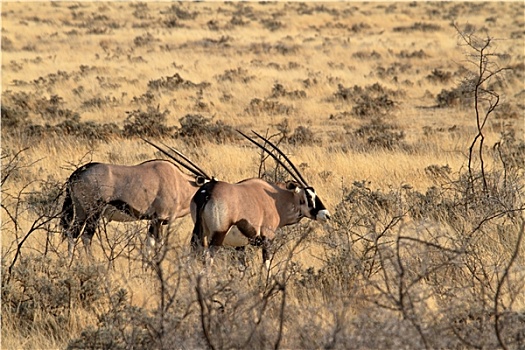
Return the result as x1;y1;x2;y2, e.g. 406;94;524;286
61;140;211;259
191;131;330;269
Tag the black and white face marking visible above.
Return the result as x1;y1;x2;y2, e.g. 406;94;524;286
304;187;330;221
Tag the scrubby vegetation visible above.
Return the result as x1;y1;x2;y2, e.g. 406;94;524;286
2;2;524;349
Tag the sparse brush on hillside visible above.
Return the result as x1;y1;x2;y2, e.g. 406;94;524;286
2;2;525;349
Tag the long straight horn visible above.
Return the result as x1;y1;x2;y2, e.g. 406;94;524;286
141;138;211;180
251;130;310;187
237;130;308;187
156;140;212;180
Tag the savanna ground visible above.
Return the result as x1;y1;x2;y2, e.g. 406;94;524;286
2;1;525;349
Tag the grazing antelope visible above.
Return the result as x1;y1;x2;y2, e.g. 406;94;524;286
191;130;330;270
60;139;213;260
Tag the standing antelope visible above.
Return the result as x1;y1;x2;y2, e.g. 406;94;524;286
191;130;330;270
60;139;213;259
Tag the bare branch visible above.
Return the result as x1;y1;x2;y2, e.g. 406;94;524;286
494;217;524;350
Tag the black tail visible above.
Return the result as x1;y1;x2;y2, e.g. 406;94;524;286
60;162;100;240
191;180;218;250
60;184;74;239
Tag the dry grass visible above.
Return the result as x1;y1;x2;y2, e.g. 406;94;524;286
2;1;525;349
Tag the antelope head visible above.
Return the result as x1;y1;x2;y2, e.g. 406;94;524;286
285;181;330;222
239;130;331;222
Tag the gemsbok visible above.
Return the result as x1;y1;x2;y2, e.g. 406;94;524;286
191;130;330;270
60;139;213;260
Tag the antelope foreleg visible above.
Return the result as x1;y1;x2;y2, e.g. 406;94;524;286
146;219;163;258
82;216;99;261
67;219;88;263
261;238;272;274
204;230;228;268
82;234;95;261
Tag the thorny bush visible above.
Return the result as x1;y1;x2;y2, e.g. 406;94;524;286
2;256;106;340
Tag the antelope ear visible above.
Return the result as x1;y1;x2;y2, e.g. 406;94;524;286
195;176;208;186
286;181;301;193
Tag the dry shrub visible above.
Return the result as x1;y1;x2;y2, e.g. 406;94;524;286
436;76;476;108
215;67;256;84
2;146;524;350
1;91;79;124
249;42;300;56
270;83;307;100
396;49;429;59
163;17;185;29
131;91;156;106
81;96;119;110
123;106;173;138
230;15;250;27
353;118;408;151
287;126;318;146
162;4;198;20
147;73;210;92
494;102;522;120
133;33;157;47
316;171;525;349
245;98;293;116
175;114;237;145
352;50;382;60
2;256;106;342
28;120;121;141
426;68;453;83
265;61;303;71
333;83;400;118
495;129;525;171
375;62;414;80
183;35;232;49
66;289;154;350
260;18;284;31
393;22;441;32
1;93;31;130
65;226;329;350
1;91;120;141
2;36;15;51
37;95;79;122
130;3;149;20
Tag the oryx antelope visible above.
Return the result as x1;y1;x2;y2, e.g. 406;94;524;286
60;139;213;259
191;130;330;270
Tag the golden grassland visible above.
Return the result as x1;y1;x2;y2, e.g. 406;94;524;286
2;1;525;349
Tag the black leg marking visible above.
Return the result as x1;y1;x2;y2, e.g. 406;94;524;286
68;221;84;239
210;230;227;247
83;210;102;242
191;233;201;250
148;219;162;242
236;219;257;239
81;210;102;259
261;237;272;270
108;200;148;219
